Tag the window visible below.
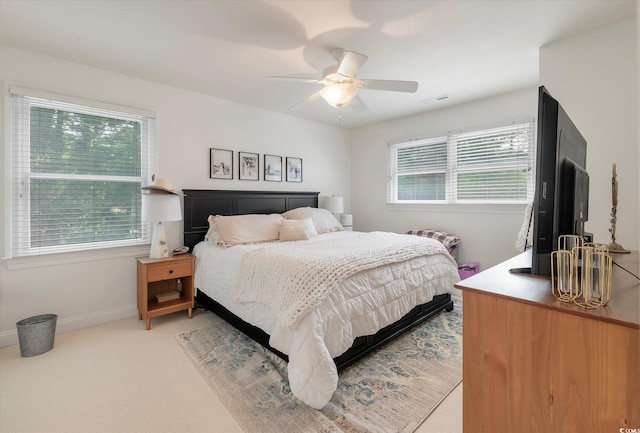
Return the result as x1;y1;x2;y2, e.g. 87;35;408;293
8;86;155;258
388;120;535;204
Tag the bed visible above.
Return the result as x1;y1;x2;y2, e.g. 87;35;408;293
183;189;459;408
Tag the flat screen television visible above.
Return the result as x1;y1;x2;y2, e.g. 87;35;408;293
514;86;589;276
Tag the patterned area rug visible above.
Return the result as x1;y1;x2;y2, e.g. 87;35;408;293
176;292;462;433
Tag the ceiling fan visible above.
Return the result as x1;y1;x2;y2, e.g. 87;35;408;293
268;48;419;110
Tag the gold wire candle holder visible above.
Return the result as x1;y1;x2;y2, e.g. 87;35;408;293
584;242;609;253
551;249;580;302
559;234;583;251
551;236;612;308
574;246;612;308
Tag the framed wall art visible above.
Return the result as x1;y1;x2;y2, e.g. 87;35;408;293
264;154;283;182
239;151;259;181
210;148;233;179
286;157;303;182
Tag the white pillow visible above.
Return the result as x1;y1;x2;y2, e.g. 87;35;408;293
212;213;283;247
282;207;343;234
279;217;318;241
281;217;318;237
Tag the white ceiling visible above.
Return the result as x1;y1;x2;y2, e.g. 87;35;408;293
0;0;636;128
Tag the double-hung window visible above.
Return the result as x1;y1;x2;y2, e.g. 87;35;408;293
388;120;535;205
8;86;156;258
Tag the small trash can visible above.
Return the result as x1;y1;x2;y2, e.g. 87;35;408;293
16;314;57;357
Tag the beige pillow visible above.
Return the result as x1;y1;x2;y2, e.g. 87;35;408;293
279;217;318;241
204;215;219;242
279;226;311;241
282;207;343;234
212;213;283;247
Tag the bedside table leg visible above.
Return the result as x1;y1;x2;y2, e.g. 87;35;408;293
138;313;142;320
145;318;151;330
188;307;193;319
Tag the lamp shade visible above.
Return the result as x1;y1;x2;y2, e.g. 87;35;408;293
142;194;182;223
323;196;344;214
142;193;182;258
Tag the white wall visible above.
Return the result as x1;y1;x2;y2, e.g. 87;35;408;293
0;45;351;346
540;17;639;249
350;87;538;269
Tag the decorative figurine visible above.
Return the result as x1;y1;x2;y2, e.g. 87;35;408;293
607;163;630;253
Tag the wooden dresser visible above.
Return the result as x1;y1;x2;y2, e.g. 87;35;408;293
455;250;639;433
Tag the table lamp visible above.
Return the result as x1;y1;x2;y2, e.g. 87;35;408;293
141;179;183;259
322;195;344;216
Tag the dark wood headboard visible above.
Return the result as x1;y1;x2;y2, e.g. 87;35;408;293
182;189;319;251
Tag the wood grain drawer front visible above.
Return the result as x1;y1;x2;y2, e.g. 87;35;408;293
147;261;192;282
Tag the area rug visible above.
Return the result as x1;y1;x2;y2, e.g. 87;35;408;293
176;292;462;433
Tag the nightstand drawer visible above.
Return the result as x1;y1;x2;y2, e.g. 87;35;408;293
147;261;192;282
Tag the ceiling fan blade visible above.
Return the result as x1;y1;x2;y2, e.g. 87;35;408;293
360;79;419;93
265;75;321;83
349;95;369;113
336;51;368;77
289;90;322;111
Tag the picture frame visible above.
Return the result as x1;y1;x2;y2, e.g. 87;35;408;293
210;148;233;179
264;154;283;182
286;157;303;182
239;151;259;181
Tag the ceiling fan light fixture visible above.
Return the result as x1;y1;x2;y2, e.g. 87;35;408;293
322;65;352;84
319;82;357;108
271;48;416;112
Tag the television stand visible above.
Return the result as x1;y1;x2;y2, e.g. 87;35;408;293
455;250;639;433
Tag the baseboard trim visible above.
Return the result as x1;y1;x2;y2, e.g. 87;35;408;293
0;305;138;348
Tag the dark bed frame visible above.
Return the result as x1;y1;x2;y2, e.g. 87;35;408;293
183;189;453;371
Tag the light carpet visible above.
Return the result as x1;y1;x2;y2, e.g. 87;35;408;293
176;293;461;433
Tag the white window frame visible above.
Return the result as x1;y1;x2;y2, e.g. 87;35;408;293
387;119;535;206
6;86;156;262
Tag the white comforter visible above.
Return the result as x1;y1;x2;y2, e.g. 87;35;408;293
193;231;459;409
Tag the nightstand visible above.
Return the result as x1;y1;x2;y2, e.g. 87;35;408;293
136;254;195;330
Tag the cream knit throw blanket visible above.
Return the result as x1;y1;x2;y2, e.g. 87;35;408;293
236;232;447;329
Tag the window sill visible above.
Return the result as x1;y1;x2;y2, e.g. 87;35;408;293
386;202;528;215
3;244;151;270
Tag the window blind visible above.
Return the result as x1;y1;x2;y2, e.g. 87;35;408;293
8;88;156;258
388;119;535;204
454;122;534;202
394;137;448;201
